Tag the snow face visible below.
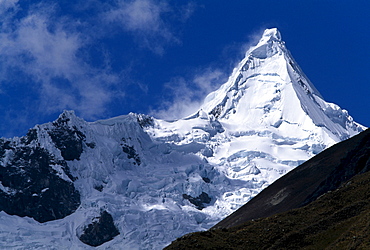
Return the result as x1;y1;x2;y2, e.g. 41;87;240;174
0;28;365;249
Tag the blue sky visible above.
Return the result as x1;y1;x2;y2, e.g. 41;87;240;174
0;0;369;137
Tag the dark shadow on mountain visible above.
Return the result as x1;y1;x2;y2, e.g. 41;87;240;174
165;128;370;249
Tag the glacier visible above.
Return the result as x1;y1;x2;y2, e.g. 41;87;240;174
0;28;365;249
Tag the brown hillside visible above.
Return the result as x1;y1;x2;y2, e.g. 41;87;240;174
166;170;370;249
215;128;370;229
165;129;370;249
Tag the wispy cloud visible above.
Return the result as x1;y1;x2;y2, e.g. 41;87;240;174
107;0;168;32
104;0;193;54
151;68;227;119
150;29;267;120
0;2;119;120
0;0;196;136
0;0;18;15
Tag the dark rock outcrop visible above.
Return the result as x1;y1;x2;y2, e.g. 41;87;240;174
79;211;120;247
0;138;80;223
48;112;86;161
121;138;141;165
183;192;211;210
134;113;155;128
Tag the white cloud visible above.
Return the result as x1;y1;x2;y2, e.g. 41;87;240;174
108;0;166;32
104;0;186;54
0;0;18;15
16;13;82;80
151;27;272;121
178;2;197;23
0;3;120;120
0;0;197;136
151;68;227;119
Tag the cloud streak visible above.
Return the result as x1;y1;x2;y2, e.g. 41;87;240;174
152;68;227;119
150;31;265;121
107;0;168;32
104;0;194;54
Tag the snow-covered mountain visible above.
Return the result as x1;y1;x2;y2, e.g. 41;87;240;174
0;28;365;249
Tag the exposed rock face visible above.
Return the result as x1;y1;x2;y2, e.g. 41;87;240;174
121;138;141;165
48;112;87;161
134;113;155;128
0;137;80;223
79;211;120;247
183;192;212;210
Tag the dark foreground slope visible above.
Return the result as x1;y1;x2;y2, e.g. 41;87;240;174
166;129;370;249
166;171;370;249
216;128;370;229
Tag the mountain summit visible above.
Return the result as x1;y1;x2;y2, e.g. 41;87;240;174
0;28;365;249
201;28;361;140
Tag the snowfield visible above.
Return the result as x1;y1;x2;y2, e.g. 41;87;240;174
0;28;365;249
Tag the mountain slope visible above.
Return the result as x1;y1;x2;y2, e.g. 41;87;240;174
165;128;370;249
146;28;364;219
200;28;361;140
214;128;370;229
0;28;365;249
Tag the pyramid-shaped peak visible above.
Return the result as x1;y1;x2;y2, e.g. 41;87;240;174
200;28;364;140
248;28;284;59
252;28;282;49
262;28;281;41
53;110;86;128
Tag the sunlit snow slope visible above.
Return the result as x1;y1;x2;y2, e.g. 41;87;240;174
0;28;365;250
